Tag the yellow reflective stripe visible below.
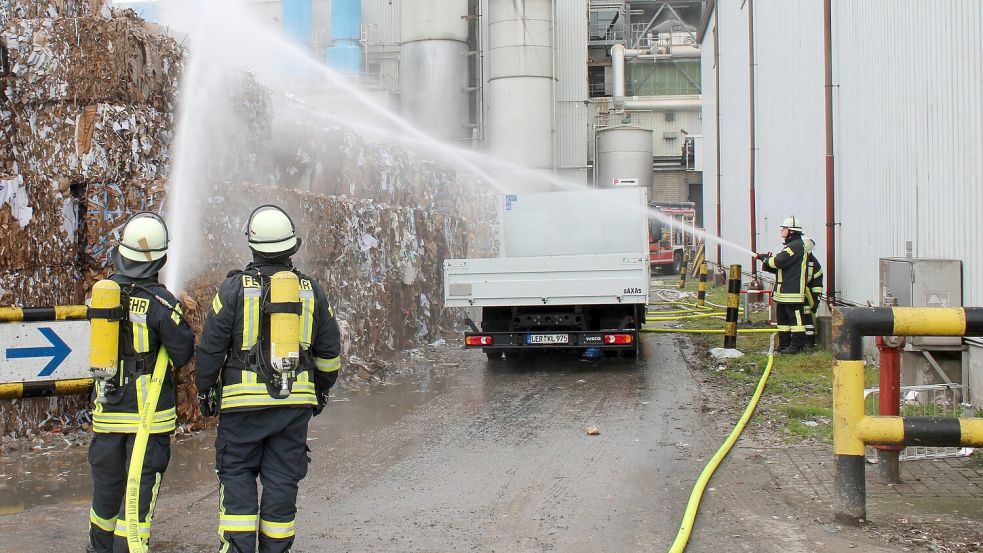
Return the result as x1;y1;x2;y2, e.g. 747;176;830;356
93;408;177;433
219;513;259;533
114;520;151;538
212;294;223;315
90;508;117;532
767;256;777;269
222;382;315;396
259;518;296;539
130;312;150;353
243;287;261;349
220;394;317;409
300;287;314;348
315;356;341;373
93;407;177;421
171;303;184;325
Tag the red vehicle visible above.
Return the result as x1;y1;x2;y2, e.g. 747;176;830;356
648;202;699;274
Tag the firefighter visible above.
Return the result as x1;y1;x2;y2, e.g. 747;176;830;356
803;237;824;349
195;205;342;553
756;216;809;354
87;212;196;553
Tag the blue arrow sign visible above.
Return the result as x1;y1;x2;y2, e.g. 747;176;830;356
5;327;73;377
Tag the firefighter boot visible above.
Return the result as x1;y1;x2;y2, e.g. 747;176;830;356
781;332;807;355
777;332;791;352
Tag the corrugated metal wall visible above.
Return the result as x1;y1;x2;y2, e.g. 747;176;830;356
702;0;982;305
555;0;590;184
588;100;702;158
834;0;983;306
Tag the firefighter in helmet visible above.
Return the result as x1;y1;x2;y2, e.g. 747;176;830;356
757;216;810;354
802;237;824;348
87;212;196;553
195;205;342;553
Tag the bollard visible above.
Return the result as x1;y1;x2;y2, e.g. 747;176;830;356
723;265;742;349
874;336;904;484
678;250;690;289
696;262;708;307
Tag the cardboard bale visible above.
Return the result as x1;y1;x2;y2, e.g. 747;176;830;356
0;394;90;438
10;102;174;182
0;173;79;271
1;14;183;108
0;263;84;306
0;0;96;26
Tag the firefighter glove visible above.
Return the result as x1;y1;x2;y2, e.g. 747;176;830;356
314;391;329;417
197;385;219;417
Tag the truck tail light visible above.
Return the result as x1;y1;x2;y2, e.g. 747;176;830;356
603;334;633;345
465;335;494;347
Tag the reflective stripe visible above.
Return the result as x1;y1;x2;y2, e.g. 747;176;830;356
171;303;184;325
90;508;117;532
93;407;177;434
259;518;296;539
315;356;341;373
212;294;223;315
222;382;316;396
243;286;262;350
776;325;791;332
791;311;806;332
300;285;315;348
219;513;259;533
114;519;151;539
130;311;150;353
220;393;317;409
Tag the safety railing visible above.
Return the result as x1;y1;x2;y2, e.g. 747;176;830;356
832;306;983;524
0;305;93;399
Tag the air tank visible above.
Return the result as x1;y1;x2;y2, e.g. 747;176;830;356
595;126;654;190
487;0;554;191
400;0;470;141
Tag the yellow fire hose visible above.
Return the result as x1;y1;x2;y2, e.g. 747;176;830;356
667;334;776;552
125;347;170;553
646;312;727;322
641;327;774;334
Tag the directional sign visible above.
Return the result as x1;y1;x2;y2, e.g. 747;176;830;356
0;321;90;383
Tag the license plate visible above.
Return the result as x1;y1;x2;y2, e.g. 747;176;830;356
527;334;569;345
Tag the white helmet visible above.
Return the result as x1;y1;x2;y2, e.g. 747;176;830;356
780;216;803;233
245;205;300;257
112;212;169;278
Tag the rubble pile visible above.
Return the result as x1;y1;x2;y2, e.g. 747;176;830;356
0;8;497;437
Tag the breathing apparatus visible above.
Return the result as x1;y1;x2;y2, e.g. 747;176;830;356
88;280;123;403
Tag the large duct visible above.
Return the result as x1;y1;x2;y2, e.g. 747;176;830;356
611;43;702;111
487;0;554;192
595;126;653;190
282;0;313;47
326;0;362;76
400;0;470;141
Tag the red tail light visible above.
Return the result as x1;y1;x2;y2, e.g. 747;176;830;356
465;335;494;346
603;334;633;345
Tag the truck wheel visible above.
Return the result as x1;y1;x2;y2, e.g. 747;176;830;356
671;251;683;275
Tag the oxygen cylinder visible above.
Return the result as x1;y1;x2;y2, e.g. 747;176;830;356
270;271;301;396
89;279;121;402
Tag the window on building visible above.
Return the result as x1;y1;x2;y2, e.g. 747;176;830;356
588;66;607;98
628;60;701;96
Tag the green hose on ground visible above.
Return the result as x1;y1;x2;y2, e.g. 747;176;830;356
667;334;776;552
125;347;170;553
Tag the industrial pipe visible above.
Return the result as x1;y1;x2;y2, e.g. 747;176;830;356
823;0;836;304
713;6;722;266
610;43;646;110
874;335;904;484
747;0;758;276
622;97;702;111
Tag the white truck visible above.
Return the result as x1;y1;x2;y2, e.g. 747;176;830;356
443;188;650;359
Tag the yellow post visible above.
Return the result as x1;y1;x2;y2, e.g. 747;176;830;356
89;280;121;403
833;359;867;524
270;271;301;397
697;262;708;307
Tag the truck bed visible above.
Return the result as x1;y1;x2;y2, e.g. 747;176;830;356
443;253;650;308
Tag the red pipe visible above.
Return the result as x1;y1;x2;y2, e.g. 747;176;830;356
823;0;836;305
875;336;904;452
747;0;757;275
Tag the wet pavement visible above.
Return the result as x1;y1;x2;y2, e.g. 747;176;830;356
0;331;978;552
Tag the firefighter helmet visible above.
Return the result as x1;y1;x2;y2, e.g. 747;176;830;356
245;205;300;257
112;212;169;278
780;216;803;233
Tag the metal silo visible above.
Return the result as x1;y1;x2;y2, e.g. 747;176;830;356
487;0;554;191
400;0;470;141
595;126;653;190
283;0;314;46
326;0;362;75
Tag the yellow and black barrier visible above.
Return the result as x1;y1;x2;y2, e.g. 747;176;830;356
832;306;983;525
0;304;93;400
696;262;708;307
723;265;742;349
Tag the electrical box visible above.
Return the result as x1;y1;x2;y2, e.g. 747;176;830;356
879;258;963;347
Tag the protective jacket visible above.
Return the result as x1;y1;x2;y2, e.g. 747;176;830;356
761;235;808;303
806;254;824;306
91;274;195;434
195;260;341;412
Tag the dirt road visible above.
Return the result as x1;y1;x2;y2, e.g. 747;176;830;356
0;334;892;552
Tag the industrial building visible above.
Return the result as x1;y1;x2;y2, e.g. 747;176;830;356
118;0;706;204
